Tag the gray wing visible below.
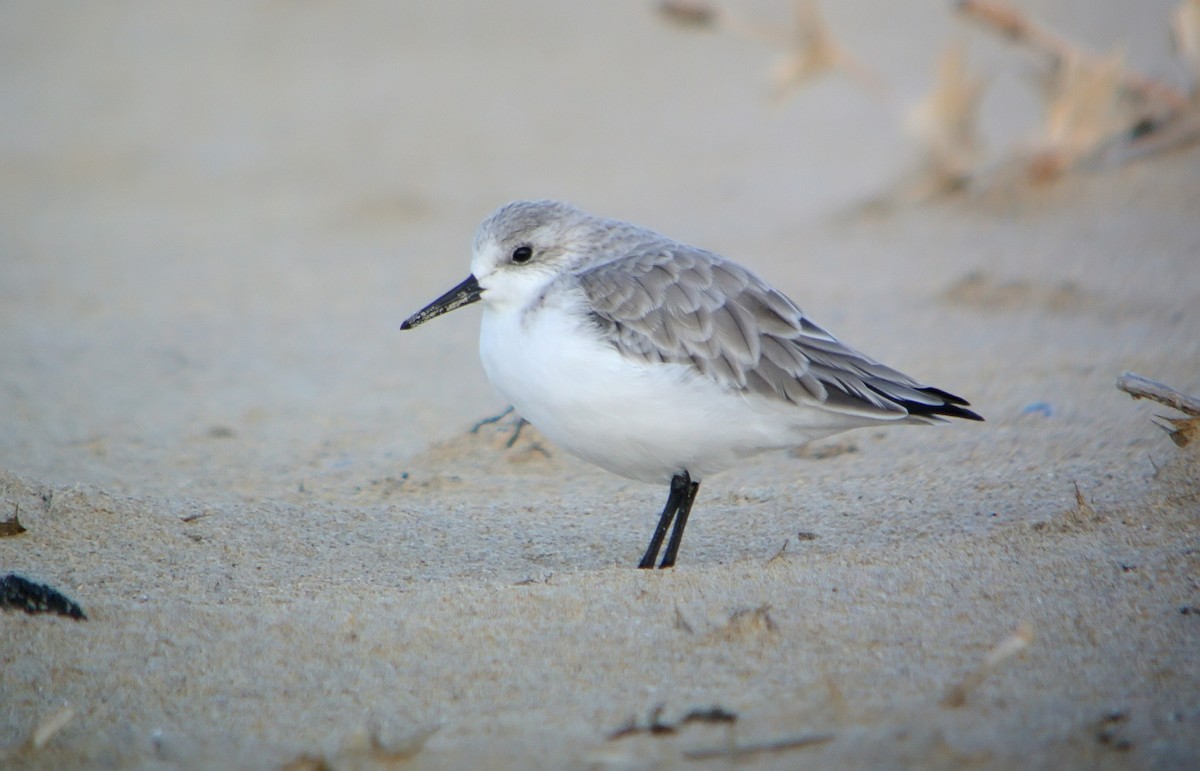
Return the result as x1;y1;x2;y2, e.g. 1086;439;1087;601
577;243;978;422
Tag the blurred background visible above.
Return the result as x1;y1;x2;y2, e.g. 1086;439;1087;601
1;1;1194;501
2;4;1198;766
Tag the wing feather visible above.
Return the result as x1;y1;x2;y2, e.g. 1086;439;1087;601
577;241;981;422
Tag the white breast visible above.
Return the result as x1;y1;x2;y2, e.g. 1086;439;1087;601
478;288;850;485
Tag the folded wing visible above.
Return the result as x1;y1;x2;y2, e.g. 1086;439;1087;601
576;242;982;423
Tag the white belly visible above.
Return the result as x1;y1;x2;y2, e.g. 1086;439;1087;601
478;297;849;485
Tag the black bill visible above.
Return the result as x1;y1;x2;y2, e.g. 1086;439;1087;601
401;274;483;330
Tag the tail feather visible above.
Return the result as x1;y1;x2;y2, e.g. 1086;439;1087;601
867;384;984;422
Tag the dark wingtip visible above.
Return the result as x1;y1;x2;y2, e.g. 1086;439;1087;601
910;386;984;421
932;403;985;422
866;384;983;422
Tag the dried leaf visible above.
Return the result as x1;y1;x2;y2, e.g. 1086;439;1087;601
0;503;26;537
30;706;75;749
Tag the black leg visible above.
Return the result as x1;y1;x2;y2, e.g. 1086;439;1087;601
658;479;700;569
470;405;514;433
638;472;690;569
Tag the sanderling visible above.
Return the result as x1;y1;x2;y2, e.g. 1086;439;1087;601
402;200;982;568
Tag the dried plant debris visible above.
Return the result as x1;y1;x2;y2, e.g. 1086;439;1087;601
1027;51;1132;181
682;706;739;724
942;621;1033;707
958;0;1198;179
1176;0;1200;88
1068;481;1099;525
766;532;817;563
608;704;680;739
709;604;779;642
608;703;737;740
1153;416;1200;448
664;1;1199;201
658;0;880;99
29;706;76;750
1;706;79;764
1094;710;1134;751
902;43;986;198
1117;372;1200;416
770;1;881;99
1;502;27;537
958;1;1189;113
1117;372;1200;447
0;574;87;620
1033;482;1103;532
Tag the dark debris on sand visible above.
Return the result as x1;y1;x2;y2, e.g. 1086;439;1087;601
0;573;87;620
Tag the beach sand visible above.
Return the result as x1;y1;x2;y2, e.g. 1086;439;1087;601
2;1;1197;767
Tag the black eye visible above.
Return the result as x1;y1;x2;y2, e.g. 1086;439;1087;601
511;245;533;264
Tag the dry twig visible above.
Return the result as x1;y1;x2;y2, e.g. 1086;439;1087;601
608;703;736;740
958;0;1198;177
903;42;986;196
1117;372;1200;416
1117;371;1200;447
942;621;1034;707
958;0;1189;112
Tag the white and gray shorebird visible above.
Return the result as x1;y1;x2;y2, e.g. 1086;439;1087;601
402;200;982;568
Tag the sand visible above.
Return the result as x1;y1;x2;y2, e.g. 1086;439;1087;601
2;1;1198;768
